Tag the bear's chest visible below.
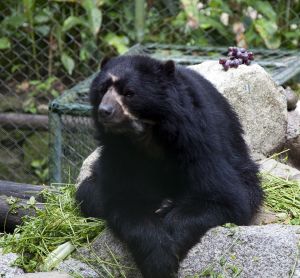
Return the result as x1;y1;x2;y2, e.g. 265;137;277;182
100;149;181;199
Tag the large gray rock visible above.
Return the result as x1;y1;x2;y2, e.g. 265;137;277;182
76;147;101;187
179;225;300;278
63;225;300;278
189;62;287;156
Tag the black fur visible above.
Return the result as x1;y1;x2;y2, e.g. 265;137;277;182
76;55;263;278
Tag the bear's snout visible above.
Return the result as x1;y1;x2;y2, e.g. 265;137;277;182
98;103;114;119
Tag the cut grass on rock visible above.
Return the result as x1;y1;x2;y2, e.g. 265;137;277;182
0;184;105;272
261;172;300;225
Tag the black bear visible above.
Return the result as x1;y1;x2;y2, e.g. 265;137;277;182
76;55;263;278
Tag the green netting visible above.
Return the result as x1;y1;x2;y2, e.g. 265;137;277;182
135;44;300;85
49;44;300;183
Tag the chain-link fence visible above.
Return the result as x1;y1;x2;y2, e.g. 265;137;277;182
0;0;134;184
1;0;300;184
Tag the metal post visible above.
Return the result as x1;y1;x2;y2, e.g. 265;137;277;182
49;111;62;184
135;0;145;43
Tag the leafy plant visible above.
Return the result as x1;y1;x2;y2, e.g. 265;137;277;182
31;158;48;184
0;37;11;49
20;76;61;114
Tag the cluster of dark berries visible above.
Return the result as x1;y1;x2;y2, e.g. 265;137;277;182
219;47;254;71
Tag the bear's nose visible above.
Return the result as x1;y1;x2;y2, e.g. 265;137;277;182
98;104;114;118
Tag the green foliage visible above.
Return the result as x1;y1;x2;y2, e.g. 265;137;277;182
0;0;132;79
31;158;48;184
82;0;102;36
29;77;59;98
0;185;105;272
261;172;300;225
21;77;60;114
0;37;11;49
61;52;75;75
254;18;281;49
167;0;299;49
1;0;299;82
104;33;129;54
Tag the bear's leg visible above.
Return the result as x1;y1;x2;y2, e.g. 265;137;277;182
106;207;179;278
75;178;104;218
163;198;251;259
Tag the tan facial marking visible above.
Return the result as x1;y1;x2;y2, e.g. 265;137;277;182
108;73;119;83
111;89;138;120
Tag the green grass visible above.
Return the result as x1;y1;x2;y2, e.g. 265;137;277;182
261;172;300;225
0;185;105;272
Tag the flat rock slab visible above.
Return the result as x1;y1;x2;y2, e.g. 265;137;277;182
14;272;71;278
189;62;287;156
0;251;24;277
259;158;300;181
60;224;300;278
57;258;99;277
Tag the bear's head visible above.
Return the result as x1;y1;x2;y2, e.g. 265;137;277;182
90;55;175;135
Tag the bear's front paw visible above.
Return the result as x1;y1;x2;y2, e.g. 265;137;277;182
139;247;179;278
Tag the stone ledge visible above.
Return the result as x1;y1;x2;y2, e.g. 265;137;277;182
58;224;300;278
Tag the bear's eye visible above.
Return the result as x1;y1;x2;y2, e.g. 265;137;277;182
123;89;135;98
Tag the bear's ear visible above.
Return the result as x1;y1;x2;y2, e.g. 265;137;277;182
100;56;111;69
162;60;175;75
